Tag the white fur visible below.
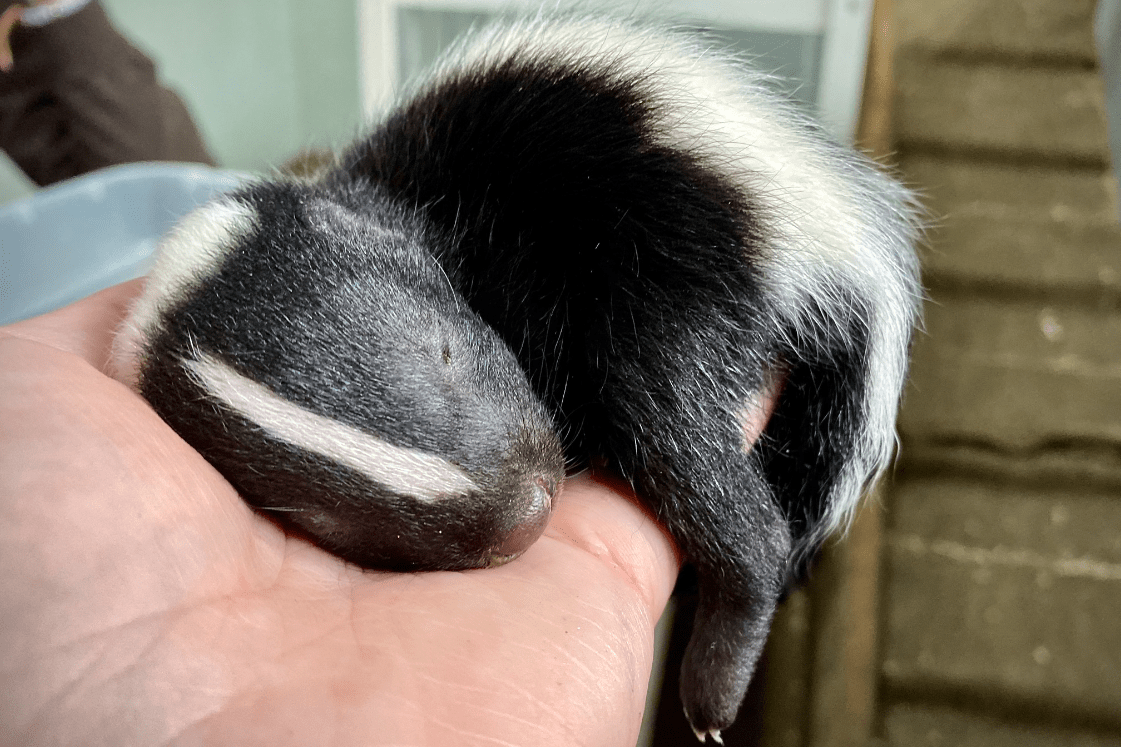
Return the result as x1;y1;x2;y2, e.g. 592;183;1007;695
186;351;479;501
433;16;922;546
110;198;258;387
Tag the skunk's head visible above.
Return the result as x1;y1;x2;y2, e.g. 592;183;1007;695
113;181;565;570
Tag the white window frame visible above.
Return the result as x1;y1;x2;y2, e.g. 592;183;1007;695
358;0;874;142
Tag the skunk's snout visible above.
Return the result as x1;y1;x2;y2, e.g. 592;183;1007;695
535;473;560;504
488;470;562;566
515;471;559;528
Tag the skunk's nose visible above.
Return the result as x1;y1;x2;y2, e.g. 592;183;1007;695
525;471;559;524
534;473;558;506
488;472;562;566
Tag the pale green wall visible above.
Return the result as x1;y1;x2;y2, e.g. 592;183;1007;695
0;153;34;204
104;0;362;170
0;0;362;203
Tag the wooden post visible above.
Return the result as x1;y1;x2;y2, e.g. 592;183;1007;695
806;1;895;746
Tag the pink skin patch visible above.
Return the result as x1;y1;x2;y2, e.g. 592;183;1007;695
736;369;785;453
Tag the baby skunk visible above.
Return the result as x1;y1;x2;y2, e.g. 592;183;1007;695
111;15;921;741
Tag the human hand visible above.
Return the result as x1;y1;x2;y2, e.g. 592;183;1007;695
0;2;24;71
0;281;682;746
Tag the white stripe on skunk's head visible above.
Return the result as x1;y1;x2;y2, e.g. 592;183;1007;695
110;197;258;389
184;350;481;501
130;180;565;571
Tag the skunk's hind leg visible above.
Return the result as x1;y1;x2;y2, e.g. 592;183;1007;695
641;439;791;740
598;356;791;739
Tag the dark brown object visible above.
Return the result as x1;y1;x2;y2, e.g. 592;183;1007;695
0;0;214;186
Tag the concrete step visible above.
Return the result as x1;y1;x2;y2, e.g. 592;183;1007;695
896;0;1097;63
882;477;1121;724
901;297;1121;448
895;60;1110;163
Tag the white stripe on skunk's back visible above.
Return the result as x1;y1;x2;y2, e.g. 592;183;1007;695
186;351;479;501
110;198;258;388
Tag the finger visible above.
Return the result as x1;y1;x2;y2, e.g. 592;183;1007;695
543;471;680;621
315;475;681;747
0;279;143;371
0;5;22;72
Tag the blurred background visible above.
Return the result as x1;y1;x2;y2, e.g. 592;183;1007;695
1;1;1118;746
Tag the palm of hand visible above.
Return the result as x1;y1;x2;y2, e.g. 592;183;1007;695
0;282;679;746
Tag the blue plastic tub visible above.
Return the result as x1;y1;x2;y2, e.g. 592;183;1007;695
0;162;246;325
